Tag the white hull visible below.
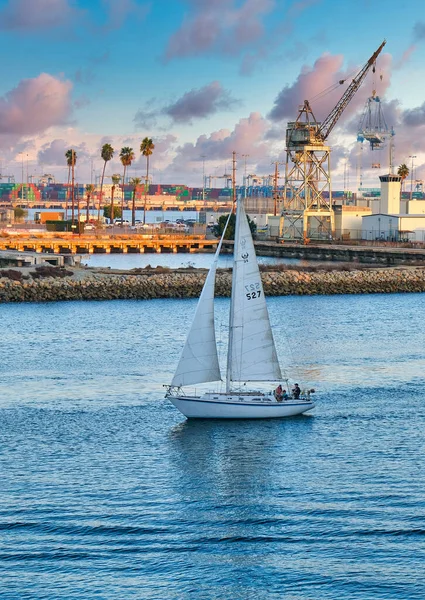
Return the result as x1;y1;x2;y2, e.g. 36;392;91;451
168;393;315;419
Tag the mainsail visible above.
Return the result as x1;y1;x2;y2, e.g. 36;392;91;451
171;218;229;387
227;198;282;385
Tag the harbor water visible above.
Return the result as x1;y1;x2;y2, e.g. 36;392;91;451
1;292;424;599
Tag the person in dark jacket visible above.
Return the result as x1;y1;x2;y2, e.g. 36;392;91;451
292;383;301;399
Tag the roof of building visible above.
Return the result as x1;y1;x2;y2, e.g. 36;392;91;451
363;213;425;219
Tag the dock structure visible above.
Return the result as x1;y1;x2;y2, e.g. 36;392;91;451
0;249;81;267
0;234;218;255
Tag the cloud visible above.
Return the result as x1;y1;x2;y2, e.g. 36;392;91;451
0;0;77;31
74;52;110;86
163;0;275;61
101;0;149;31
74;68;96;85
161;112;273;183
403;102;425;127
268;51;392;131
134;82;239;128
393;44;417;70
164;81;239;124
413;21;425;41
37;138;90;166
133;102;160;130
74;95;91;109
0;73;73;136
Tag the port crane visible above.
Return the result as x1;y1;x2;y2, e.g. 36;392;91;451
282;39;386;240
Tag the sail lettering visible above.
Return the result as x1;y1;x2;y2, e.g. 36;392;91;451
245;282;261;300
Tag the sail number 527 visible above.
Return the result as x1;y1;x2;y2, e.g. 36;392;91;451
245;282;261;300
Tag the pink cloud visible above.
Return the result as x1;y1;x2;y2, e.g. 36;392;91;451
161;112;273;183
164;0;275;60
393;44;417;70
0;0;76;31
0;74;73;136
269;51;392;134
37;138;90;166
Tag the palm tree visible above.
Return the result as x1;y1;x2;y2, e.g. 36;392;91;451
397;163;409;190
65;149;77;224
85;184;95;224
398;163;409;207
119;147;135;225
140;137;155;224
129;177;142;226
110;173;121;225
65;157;71;220
98;143;114;222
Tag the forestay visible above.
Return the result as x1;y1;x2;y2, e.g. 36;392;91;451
227;198;282;383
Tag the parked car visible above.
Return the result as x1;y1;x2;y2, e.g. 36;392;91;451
114;219;131;226
84;223;96;231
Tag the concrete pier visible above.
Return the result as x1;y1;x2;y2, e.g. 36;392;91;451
223;241;425;265
0;234;217;256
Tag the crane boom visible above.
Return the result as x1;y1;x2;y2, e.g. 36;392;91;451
317;39;386;141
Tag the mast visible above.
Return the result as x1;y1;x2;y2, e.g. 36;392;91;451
231;150;237;212
226;151;238;392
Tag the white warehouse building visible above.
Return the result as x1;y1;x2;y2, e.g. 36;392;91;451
362;174;425;241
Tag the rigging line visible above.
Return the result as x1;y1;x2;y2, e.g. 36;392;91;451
309;67;360;103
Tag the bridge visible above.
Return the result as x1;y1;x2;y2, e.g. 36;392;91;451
1;198;234;212
0;233;218;255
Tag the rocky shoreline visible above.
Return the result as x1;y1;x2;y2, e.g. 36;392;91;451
1;265;425;303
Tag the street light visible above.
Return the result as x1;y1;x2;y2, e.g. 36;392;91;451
201;155;206;202
242;154;249;198
409;155;416;202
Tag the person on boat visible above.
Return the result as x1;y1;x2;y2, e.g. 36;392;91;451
281;389;289;400
275;384;283;401
292;383;301;399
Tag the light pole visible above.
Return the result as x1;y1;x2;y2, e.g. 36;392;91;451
242;154;249;198
409;155;416;202
20;154;24;200
201;155;206;202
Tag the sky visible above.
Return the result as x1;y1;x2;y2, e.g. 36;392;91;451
1;0;425;190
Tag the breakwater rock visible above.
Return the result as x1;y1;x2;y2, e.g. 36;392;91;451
1;266;425;303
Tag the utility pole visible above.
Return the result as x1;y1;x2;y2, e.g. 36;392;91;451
71;149;75;223
242;154;249;198
201;155;206;201
271;161;283;216
232;151;237;211
409;155;416;202
21;154;24;200
388;129;394;175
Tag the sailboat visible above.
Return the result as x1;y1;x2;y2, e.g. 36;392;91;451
165;195;316;419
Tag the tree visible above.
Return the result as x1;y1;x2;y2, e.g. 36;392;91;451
129;177;142;226
140;137;155;224
398;163;409;192
85;184;95;223
14;207;28;222
103;204;122;221
212;213;257;240
98;143;114;221
110;173;121;225
119;147;135;225
65;149;77;222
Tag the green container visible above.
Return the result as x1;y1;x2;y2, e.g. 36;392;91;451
46;220;78;232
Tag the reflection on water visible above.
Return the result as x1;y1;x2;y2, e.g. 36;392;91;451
1;293;425;599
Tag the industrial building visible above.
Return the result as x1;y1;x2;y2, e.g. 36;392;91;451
362;174;425;241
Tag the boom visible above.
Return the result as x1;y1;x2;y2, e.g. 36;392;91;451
318;39;386;141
